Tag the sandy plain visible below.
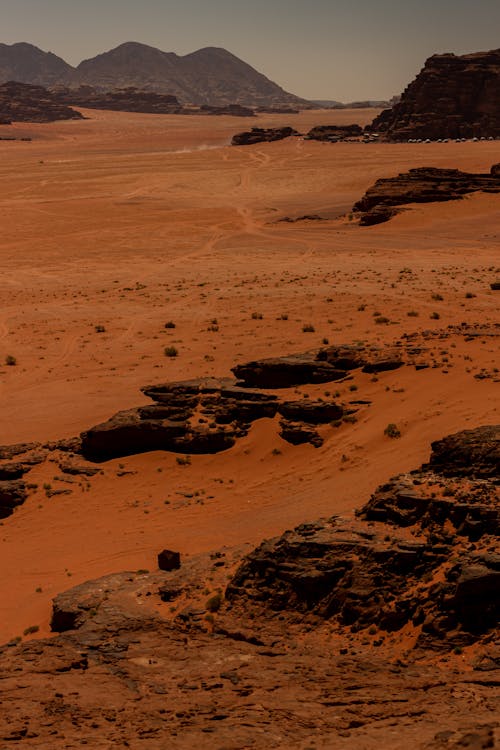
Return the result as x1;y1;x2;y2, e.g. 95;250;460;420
0;107;498;645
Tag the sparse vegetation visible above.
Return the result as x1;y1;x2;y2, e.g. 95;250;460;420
5;355;17;366
302;323;315;332
384;423;401;439
23;625;39;636
206;592;222;613
164;321;176;329
164;346;178;357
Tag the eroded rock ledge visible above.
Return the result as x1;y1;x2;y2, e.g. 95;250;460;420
353;165;500;225
0;81;83;123
0;426;497;747
227;424;500;649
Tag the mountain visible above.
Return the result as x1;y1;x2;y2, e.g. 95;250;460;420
0;41;309;108
369;48;500;140
0;42;72;86
72;43;307;107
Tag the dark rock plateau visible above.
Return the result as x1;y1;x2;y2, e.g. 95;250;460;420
305;124;363;141
368;48;500;140
231;126;299;146
353;165;500;225
53;86;256;117
0;81;83;123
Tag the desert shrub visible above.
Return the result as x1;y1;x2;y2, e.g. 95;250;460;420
206;593;223;613
23;625;39;636
5;355;16;366
164;346;178;357
384;423;401;438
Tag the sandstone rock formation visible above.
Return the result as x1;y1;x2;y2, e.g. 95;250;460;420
368;48;500;140
353;165;500;225
0;81;83;123
227;424;500;648
305;124;363;141
0;427;497;748
53;87;256;117
80;375;349;460
231;126;299;146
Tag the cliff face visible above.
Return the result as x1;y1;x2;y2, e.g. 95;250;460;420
370;49;500;140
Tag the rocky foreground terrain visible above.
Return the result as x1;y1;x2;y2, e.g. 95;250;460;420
0;339;498;748
369;48;500;140
0;420;498;748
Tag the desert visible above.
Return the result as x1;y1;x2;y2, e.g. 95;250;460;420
0;99;498;748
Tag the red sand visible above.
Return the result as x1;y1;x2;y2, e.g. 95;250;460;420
0;108;498;643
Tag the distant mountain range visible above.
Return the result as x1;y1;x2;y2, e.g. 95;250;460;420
0;41;309;107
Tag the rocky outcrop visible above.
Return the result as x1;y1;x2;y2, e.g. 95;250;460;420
232;353;346;386
52;87;256;116
428;425;500;478
231;126;299;146
353;165;500;225
54;85;182;113
199;103;255;117
0;480;27;519
80;375;351;459
368;48;500;140
233;344;404;387
0;427;497;747
227;425;500;648
305;124;362;141
0;81;83;123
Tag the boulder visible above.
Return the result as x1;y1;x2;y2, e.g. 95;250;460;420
158;549;181;572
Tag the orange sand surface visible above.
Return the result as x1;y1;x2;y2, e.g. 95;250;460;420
0;108;498;642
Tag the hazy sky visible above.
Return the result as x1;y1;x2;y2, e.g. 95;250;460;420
2;0;500;100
